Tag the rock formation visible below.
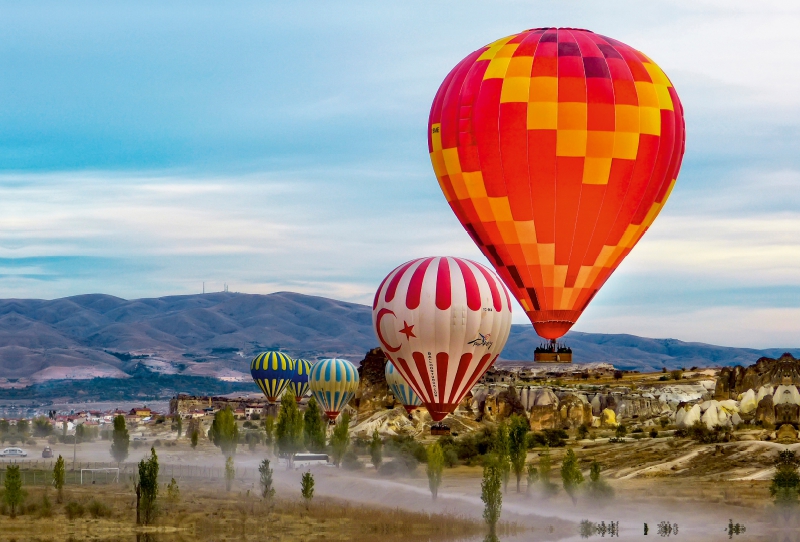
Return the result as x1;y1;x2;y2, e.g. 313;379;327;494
716;353;800;400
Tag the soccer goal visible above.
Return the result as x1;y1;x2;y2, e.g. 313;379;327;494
80;468;120;484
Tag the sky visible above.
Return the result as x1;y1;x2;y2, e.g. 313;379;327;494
1;0;800;348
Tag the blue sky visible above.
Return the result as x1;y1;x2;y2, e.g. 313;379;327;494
1;0;800;347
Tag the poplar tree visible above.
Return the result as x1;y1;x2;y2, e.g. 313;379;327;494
3;465;25;518
276;395;304;463
369;430;382;469
481;457;502;537
561;448;584;505
136;448;159;525
209;407;239;458
259;459;275;500
303;396;326;452
508;414;529;492
426;442;444;500
53;455;66;503
493;421;511;492
329;413;350;467
110;415;129;464
301;471;314;510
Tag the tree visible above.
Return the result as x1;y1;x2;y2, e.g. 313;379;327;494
209;407;239;458
560;448;584;505
525;463;538;496
303;396;326;453
166;478;180;504
264;415;275;447
53;455;66;503
576;424;589;440
276;395;304;464
771;449;800;506
329;412;350;468
369;430;382;469
75;423;86;443
16;420;29;438
493;421;511;492
481;457;503;537
537;446;557;495
259;459;275;500
3;465;25;518
225;456;235;492
301;471;314;510
110;415;130;464
426;442;444;500
613;370;623;380
587;460;614;499
136;447;159;525
615;424;627;438
173;416;183;438
508;415;529;492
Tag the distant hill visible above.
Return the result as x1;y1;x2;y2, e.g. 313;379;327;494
0;291;793;388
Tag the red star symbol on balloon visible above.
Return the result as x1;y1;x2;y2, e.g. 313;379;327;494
399;321;416;340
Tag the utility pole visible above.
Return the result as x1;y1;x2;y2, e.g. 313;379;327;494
73;424;77;471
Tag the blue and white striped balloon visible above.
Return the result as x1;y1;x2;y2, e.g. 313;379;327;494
385;361;422;414
309;358;359;422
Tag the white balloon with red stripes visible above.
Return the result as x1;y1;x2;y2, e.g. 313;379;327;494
372;256;512;422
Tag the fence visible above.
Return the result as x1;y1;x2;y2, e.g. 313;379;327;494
0;459;261;485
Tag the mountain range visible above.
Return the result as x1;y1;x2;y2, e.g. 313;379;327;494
0;291;793;388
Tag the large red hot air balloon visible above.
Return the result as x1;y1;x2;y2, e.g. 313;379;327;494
372;257;512;422
428;28;685;341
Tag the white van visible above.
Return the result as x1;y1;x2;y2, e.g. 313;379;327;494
290;453;330;469
0;447;27;458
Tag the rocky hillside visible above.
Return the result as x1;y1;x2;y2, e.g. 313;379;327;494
0;291;794;385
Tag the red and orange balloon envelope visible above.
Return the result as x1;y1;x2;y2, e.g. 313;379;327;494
428;28;685;340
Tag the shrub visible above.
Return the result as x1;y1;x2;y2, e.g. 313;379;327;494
649;429;659;439
342;450;363;470
65;501;85;519
615;425;627;438
385;435;427;464
378;459;412;477
576;424;589;440
443;448;459;468
530;429;568;448
47;436;58;445
671;370;683;381
87;499;112;518
153;439;162;447
38;493;52;518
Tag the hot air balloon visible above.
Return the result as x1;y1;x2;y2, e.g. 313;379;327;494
372;256;512;422
250;351;295;403
289;358;313;402
385;360;423;415
308;358;360;422
428;28;685;345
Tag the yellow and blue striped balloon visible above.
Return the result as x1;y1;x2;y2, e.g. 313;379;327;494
289;358;313;402
309;358;359;422
385;361;422;414
250;351;295;403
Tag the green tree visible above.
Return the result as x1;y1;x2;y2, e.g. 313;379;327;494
33;416;54;437
264;415;275;447
225;456;235;492
369;430;382;469
537;446;557;496
493;421;511;492
576;424;589;440
75;423;86;443
560;448;584;505
173;416;183;438
329;412;351;468
3;465;25;517
586;460;614;499
301;471;314;509
136;447;159;525
525;463;538;496
53;455;66;503
16;419;29;438
303;396;326;453
259;459;275;500
771;449;800;506
276;395;304;463
190;428;199;448
508;415;529;492
426;442;445;500
481;457;503;537
110;415;129;464
166;478;180;504
615;424;627;438
209;407;239;458
0;419;8;436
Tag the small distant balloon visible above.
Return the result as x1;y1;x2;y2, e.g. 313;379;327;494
308;358;360;422
289;358;313;402
385;360;422;414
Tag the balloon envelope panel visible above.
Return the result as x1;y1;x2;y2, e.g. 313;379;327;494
372;256;512;422
428;28;685;339
250;351;295;403
308;358;360;421
289;358;313;401
385;360;423;413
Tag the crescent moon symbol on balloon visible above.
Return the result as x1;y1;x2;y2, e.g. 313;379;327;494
375;308;401;353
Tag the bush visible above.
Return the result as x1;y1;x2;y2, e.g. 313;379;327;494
378;459;412;477
688;421;729;444
674;428;687;438
87;499;112;518
385;435;426;465
153;439;162;447
342;450;363;470
65;501;85;519
443;448;459;468
47;436;57;445
529;429;568;448
132;440;143;449
38;494;52;518
649;429;659;438
659;375;670;381
671;370;683;381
